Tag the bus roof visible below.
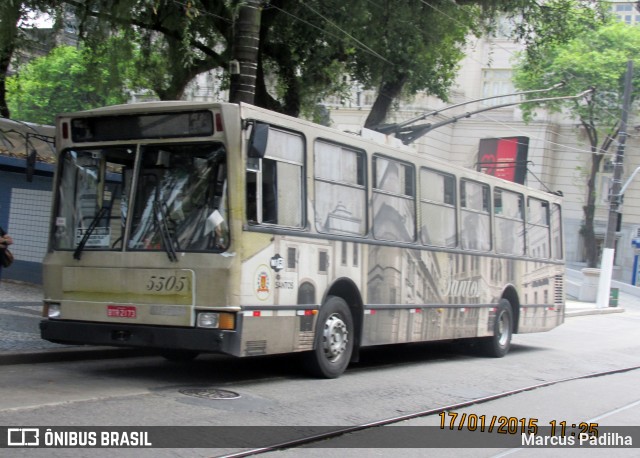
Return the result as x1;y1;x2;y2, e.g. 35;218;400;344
57;102;563;200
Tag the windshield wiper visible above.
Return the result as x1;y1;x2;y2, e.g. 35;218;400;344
73;206;109;260
154;200;178;262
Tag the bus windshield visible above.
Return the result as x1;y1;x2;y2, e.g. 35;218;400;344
53;143;228;256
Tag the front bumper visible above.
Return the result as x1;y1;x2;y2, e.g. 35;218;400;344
40;320;241;356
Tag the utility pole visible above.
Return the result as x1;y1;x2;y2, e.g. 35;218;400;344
229;0;262;104
596;60;633;308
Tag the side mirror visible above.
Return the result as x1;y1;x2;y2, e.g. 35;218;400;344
248;122;269;158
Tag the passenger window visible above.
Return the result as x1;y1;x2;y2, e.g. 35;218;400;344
460;180;491;251
314;140;366;235
494;189;525;255
528;198;550;259
551;203;563;260
246;126;304;227
372;156;416;242
420;168;456;248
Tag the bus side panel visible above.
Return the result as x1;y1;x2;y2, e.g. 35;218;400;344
517;265;565;333
236;233;563;354
362;247;493;346
361;248;562;346
239;313;316;356
236;234;329;356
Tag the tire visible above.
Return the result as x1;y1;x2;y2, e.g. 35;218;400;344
160;349;200;362
303;296;354;378
478;299;513;358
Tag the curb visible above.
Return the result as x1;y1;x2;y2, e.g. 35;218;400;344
565;307;625;318
0;347;156;366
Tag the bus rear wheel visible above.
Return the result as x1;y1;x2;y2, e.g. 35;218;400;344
303;296;354;378
478;299;513;358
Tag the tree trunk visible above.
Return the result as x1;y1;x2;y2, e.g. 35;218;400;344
581;122;617;268
155;36;222;100
364;75;407;128
582;151;602;268
229;0;261;105
0;2;22;118
254;60;283;112
154;64;199;100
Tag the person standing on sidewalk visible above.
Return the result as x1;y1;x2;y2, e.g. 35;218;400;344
0;226;14;280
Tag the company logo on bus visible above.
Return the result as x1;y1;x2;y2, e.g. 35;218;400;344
255;265;271;301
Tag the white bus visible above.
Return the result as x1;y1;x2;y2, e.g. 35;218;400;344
40;102;564;378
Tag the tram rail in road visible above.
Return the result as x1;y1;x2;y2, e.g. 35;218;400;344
218;365;640;457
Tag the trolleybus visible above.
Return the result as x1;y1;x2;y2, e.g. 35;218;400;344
40;102;564;378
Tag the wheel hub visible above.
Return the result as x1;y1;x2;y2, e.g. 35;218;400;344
497;311;510;347
323;313;348;362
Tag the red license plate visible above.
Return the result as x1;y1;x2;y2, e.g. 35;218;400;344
107;305;137;318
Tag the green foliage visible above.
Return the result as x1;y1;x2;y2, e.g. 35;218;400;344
512;9;640;268
345;1;472;100
257;0;505;123
0;1;65;117
7;42;135;124
66;0;229;100
8;0;613;126
61;0;569;121
514;19;640;131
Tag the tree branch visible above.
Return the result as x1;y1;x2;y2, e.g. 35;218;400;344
61;0;227;65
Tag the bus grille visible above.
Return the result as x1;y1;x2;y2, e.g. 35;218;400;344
296;331;314;351
245;340;267;356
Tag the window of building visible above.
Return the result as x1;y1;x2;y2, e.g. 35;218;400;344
319;250;328;273
481;69;516;106
287;246;297;269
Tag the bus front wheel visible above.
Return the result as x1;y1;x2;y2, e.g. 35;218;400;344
304;296;354;378
479;299;513;358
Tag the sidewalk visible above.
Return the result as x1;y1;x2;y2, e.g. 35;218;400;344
0;280;150;364
0;279;631;364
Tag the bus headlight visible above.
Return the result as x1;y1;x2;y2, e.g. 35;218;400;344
197;312;235;330
47;303;62;319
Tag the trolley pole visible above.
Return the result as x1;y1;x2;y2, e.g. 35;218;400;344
596;60;633;308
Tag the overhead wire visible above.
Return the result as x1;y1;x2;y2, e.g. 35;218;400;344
298;1;393;65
